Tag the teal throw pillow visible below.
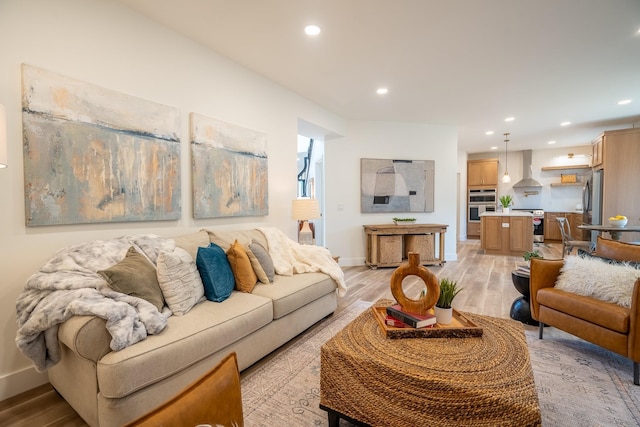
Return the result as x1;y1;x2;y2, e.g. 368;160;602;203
196;243;235;302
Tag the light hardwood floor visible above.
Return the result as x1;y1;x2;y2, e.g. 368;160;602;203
0;239;562;426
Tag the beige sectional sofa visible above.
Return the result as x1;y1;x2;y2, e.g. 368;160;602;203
43;228;340;427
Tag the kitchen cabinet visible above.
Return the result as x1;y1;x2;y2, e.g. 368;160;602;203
596;128;640;242
468;159;498;187
544;212;564;241
480;214;533;256
571;213;588;241
544;212;567;242
544;212;587;242
467;221;481;238
591;136;604;168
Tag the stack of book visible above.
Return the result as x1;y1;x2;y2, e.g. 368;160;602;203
516;264;530;276
385;304;437;329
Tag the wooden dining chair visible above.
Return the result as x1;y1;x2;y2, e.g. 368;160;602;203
556;217;592;257
125;352;243;427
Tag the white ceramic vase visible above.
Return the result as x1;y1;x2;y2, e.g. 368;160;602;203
435;306;453;325
503;207;510;214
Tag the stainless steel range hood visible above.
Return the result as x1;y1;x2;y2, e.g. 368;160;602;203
512;150;542;188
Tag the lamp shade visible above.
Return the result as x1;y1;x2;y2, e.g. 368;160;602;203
0;104;6;168
291;198;320;221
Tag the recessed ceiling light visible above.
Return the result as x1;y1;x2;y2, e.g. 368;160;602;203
304;25;321;36
560;121;571;126
490;146;498;150
485;131;494;135
618;99;632;105
548;140;556;145
504;117;515;122
376;88;388;95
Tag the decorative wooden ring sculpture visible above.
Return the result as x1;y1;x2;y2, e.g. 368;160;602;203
390;252;440;314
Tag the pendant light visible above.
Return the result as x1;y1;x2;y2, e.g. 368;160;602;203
502;132;511;183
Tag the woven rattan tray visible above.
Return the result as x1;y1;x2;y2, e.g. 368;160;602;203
372;306;483;339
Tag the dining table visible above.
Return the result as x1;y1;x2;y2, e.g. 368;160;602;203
578;224;640;241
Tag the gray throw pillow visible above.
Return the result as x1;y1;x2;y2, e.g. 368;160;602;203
248;241;275;282
98;246;165;311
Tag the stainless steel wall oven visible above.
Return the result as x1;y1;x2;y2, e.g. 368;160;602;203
469;204;496;222
468;189;497;204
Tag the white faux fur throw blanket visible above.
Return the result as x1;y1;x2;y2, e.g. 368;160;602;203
15;234;173;372
258;227;347;297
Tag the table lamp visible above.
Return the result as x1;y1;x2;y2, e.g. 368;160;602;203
292;198;320;245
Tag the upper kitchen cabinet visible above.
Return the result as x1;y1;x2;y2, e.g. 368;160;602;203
591;136;604;169
597;128;640;240
468;159;498;187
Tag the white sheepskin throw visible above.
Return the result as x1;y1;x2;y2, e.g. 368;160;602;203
555;255;640;308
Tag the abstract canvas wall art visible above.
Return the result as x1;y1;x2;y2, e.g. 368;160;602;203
22;64;181;226
190;113;268;218
361;158;435;213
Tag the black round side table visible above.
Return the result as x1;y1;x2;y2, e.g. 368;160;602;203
510;270;539;326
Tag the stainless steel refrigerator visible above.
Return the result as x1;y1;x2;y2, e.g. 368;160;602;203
583;169;603;244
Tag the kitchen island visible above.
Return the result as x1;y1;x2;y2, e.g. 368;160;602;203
480;211;533;256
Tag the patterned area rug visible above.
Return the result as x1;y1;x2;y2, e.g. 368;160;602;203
241;301;640;426
526;325;640;426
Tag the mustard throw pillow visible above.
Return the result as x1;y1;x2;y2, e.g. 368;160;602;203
227;240;258;293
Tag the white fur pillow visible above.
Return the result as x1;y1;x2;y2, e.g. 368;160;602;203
556;255;640;308
157;247;205;316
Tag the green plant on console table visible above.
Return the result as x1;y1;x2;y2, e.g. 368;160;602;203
435;278;463;309
392;217;416;224
499;195;513;208
523;250;542;261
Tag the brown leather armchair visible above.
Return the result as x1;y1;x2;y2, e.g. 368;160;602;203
530;237;640;385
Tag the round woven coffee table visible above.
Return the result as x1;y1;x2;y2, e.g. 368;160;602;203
320;300;541;427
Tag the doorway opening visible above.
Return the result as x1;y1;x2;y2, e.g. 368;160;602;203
297;134;324;246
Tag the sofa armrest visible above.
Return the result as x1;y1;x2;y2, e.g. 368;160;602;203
529;258;564;321
58;315;112;362
628;279;640;361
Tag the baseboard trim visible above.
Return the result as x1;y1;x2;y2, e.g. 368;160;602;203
0;366;48;402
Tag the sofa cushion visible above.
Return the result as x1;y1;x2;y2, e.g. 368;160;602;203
577;248;640;268
537;287;630;333
205;229;268;251
251;272;337;319
594;236;640;262
249;241;275;282
98;246;165;311
97;292;273;399
173;230;210;261
196;243;235;302
157;247;205;316
555;255;640;308
246;247;269;284
226;240;258;293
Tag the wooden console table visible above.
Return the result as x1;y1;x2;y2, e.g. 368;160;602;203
363;223;447;268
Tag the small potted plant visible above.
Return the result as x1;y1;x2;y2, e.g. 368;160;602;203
392;217;416;225
523;250;542;267
499;195;513;213
434;278;462;325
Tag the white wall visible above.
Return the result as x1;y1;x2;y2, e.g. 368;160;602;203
0;0;350;399
0;0;462;401
325;121;459;265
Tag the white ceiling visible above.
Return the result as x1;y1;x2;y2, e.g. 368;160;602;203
116;0;640;153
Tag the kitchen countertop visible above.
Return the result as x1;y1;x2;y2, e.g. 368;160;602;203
480;211;533;217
